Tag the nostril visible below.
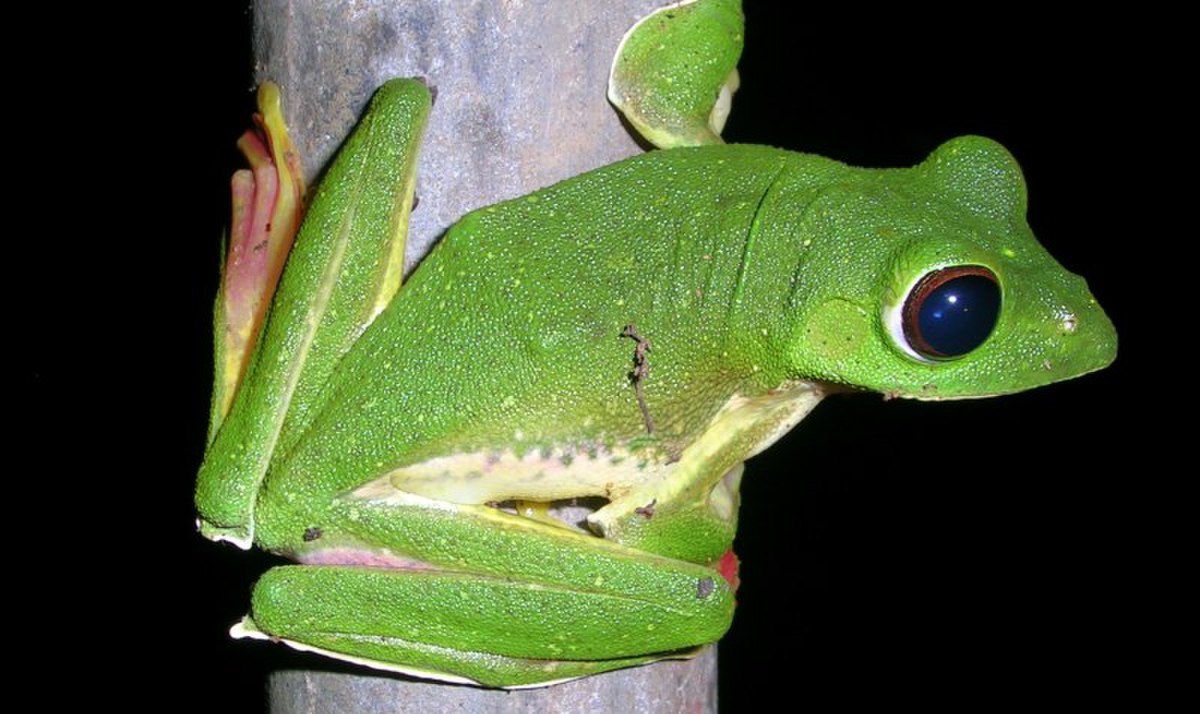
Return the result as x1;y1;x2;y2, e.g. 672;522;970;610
1056;309;1078;334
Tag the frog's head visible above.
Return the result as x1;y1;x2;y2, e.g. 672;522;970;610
784;135;1117;400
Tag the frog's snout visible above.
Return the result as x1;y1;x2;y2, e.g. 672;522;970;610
1031;277;1118;383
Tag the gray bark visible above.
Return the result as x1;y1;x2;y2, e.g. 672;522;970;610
254;0;664;271
270;648;716;713
252;1;719;711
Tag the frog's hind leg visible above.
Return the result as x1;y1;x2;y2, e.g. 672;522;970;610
242;489;734;687
239;563;715;688
589;380;826;563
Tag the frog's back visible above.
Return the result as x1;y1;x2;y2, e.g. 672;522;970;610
434;143;838;265
393;143;846;363
278;145;845;494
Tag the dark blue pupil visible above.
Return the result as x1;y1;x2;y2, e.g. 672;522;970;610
907;270;1000;359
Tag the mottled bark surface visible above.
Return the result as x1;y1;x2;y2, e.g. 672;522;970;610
254;0;664;271
270;648;716;713
253;1;718;711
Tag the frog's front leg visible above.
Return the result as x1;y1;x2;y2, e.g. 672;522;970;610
197;78;429;546
590;380;828;563
242;491;735;688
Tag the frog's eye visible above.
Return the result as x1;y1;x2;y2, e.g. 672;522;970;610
900;266;1001;360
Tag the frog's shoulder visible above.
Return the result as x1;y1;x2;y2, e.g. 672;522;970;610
602;142;844;179
460;143;847;228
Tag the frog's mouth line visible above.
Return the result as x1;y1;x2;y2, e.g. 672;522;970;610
893;356;1117;402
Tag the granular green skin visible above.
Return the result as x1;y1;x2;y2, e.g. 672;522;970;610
199;90;1116;684
258;138;1115;552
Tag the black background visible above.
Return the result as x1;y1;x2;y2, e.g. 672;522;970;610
46;3;1167;709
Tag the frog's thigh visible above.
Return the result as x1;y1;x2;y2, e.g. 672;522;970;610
244;564;719;688
251;491;733;684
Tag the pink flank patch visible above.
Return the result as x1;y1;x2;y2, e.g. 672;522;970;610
297;547;440;571
717;550;740;592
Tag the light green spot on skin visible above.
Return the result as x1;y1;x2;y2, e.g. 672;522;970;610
804;298;870;363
